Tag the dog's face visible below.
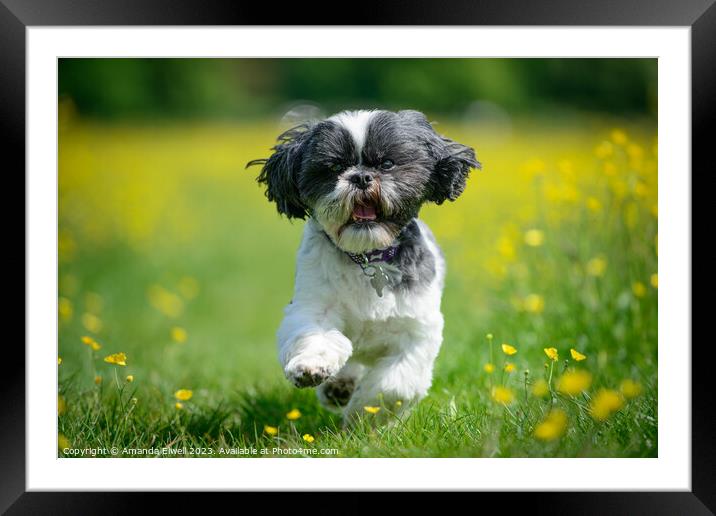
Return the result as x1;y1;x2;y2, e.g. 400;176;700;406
249;110;480;253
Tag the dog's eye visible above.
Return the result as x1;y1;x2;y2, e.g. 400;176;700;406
330;163;344;173
380;159;395;170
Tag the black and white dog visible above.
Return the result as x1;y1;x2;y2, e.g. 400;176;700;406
249;109;479;424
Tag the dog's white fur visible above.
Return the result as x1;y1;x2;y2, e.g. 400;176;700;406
278;218;445;423
327;109;378;156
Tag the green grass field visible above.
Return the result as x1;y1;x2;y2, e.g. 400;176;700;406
57;111;658;457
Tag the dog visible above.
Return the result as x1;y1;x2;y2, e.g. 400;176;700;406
248;109;480;425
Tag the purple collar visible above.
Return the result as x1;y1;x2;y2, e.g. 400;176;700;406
345;245;399;267
320;230;399;266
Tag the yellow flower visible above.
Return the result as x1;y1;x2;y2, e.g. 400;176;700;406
171;326;188;343
611;179;628;199
521;158;546;178
524;229;545;247
286;408;302;420
58;394;66;416
174;389;193;401
570;348;587;361
504;363;516;373
103;352;127;366
94;375;102;385
58;357;63;365
81;313;103;333
264;425;278;436
633;180;648;197
544;348;559;361
533;409;567;441
363;406;381;414
302;434;315;443
147;284;184;319
395;400;403;407
531;379;549;398
81;335;101;351
590;389;624;421
603;161;617;176
627;143;644;159
524;294;544;314
483;363;495;374
586;257;607;277
557;369;593;396
497;236;515;261
650;273;658;288
58;297;73;321
58;433;71;451
126;375;134;383
491;386;515;405
586;197;602;213
501;343;517;355
620;379;643;399
175;402;184;410
611;129;628;145
632;282;647;298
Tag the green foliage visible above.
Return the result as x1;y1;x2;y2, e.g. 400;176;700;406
59;58;657;119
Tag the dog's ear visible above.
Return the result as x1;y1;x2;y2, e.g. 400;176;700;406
247;124;313;219
428;138;481;204
397;110;481;205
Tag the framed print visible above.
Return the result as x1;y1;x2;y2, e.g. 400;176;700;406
7;0;711;512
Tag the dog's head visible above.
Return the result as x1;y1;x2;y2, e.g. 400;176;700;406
248;109;480;253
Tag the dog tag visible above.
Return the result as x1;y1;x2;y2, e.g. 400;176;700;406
369;265;390;297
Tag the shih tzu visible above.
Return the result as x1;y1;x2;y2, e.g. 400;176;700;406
248;109;480;425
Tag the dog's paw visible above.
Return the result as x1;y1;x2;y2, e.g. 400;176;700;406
317;377;356;408
284;355;339;388
281;332;352;388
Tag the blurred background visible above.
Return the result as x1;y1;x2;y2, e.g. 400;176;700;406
59;58;657;120
58;59;657;445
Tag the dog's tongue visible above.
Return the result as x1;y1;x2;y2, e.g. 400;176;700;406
352;203;377;221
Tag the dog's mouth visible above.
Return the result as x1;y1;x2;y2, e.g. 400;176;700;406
331;196;400;252
350;201;379;223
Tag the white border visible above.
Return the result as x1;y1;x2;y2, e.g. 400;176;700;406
28;27;690;490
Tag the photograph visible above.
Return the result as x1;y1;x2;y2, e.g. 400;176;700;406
56;57;659;459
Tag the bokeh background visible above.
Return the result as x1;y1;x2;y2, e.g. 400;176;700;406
58;59;658;457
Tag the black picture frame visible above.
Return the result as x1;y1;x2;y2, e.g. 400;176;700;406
5;0;710;512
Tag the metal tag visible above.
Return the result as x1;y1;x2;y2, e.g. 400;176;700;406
368;265;390;297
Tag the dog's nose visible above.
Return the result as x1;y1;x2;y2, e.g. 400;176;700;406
349;172;374;190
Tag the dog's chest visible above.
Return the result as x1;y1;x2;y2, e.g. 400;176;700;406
322;253;441;360
318;245;414;316
293;220;444;361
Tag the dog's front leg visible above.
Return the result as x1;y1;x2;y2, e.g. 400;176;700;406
277;302;352;388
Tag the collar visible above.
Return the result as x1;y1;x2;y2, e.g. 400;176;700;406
345;245;399;266
319;229;400;266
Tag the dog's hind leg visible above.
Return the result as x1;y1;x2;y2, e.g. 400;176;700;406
341;318;443;427
316;360;365;412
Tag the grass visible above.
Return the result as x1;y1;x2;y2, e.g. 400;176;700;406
57;110;658;457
